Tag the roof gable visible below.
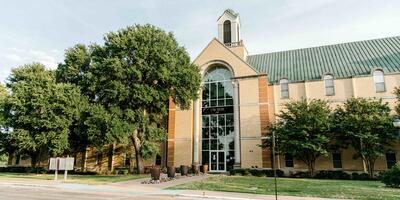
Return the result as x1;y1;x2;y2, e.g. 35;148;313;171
193;38;258;77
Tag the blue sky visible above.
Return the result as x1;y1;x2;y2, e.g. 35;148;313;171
1;0;400;83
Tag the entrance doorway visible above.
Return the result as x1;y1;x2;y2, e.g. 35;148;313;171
210;151;226;172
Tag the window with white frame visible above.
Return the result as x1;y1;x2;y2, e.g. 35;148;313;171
280;78;289;99
324;74;335;96
373;70;385;92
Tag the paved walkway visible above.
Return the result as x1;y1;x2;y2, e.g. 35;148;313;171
110;173;211;190
0;176;344;200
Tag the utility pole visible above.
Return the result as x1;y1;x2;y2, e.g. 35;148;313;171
272;132;278;200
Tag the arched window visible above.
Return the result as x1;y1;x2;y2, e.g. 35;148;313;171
373;69;385;92
223;20;231;44
202;65;235;172
324;74;335;96
202;66;233;107
280;78;289;99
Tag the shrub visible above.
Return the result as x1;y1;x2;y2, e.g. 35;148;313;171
291;171;311;178
229;168;284;177
314;170;351;180
380;164;400;188
250;169;264;177
351;172;371;180
263;169;284;177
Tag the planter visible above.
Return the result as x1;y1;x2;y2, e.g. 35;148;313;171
202;164;208;174
167;166;175;178
150;167;161;181
180;165;189;176
192;164;199;175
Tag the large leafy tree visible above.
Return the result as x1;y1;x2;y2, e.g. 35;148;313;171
0;84;14;164
4;63;85;166
332;98;396;178
57;24;201;173
266;99;332;176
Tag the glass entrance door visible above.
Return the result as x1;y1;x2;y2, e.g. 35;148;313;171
210;151;225;172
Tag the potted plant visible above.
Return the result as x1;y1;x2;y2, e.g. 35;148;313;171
150;166;161;181
167;165;175;178
192;164;199;175
180;165;189;176
202;164;208;174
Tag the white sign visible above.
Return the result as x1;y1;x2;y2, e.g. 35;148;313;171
49;158;58;170
49;157;75;170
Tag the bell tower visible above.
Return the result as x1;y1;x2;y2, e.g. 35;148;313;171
217;9;247;60
217;9;241;46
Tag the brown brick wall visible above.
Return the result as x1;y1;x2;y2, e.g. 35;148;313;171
259;75;272;168
167;98;176;167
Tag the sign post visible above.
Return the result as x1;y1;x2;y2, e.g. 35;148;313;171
49;157;74;182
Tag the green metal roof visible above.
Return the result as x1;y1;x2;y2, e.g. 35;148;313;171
246;36;400;84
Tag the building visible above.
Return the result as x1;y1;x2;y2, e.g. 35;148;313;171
8;9;400;174
167;9;400;174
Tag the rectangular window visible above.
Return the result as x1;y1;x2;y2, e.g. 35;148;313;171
325;79;335;96
15;154;20;165
280;79;289;99
375;82;386;92
386;153;397;169
124;154;130;166
285;153;294;167
332;153;342;168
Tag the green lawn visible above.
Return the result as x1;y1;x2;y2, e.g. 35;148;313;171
0;172;147;184
169;176;400;200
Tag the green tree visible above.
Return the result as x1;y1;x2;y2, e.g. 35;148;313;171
394;87;400;115
4;63;85;166
57;24;201;173
0;84;13;165
332;98;396;178
266;99;332;176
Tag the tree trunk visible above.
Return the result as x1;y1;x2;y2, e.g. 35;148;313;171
365;158;376;179
30;153;38;167
131;130;144;174
108;143;115;172
81;146;87;172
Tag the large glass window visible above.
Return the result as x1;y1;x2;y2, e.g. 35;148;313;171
202;66;234;172
373;70;385;92
324;74;335;96
280;78;289;99
202;67;234;108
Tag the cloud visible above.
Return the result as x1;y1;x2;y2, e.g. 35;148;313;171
3;47;61;69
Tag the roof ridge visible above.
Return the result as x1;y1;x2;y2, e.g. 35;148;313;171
248;35;400;57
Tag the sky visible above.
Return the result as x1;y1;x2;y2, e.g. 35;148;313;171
1;0;400;83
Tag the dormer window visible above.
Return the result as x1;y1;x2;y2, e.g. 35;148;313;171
373;69;385;92
280;78;289;99
223;20;232;44
324;74;335;96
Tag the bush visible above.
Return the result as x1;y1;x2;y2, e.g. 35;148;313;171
229;168;284;177
264;169;284;177
351;172;371;180
0;167;48;174
381;164;400;188
314;170;351;180
291;171;311;178
249;169;264;177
